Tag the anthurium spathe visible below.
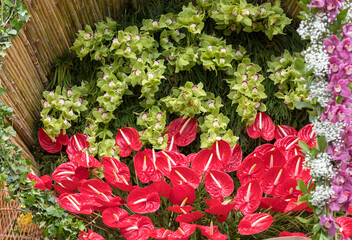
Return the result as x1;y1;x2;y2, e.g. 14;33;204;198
237;156;265;184
238;213;274;235
134;148;163;183
336;217;352;238
127;186;161;214
192;149;221;175
298;124;316;148
204;170;234;200
28;173;52;190
115;127;143;157
222;143;242;172
102;157;132;191
210;140;232;167
102;207;129;228
204;198;235;223
261;167;288;196
246;112;275;141
151;228;174;240
156;150;188;177
175;211;204;223
73;152;102;168
274;135;300;153
233;180;262;215
167;205;195;214
261;149;286;171
78;229;105;240
165;117;198;147
198;222;228;240
168;222;197;240
274;125;298;140
58;193;94;214
119;214;154;240
38;128;69;153
259;197;289;212
66;133;89;159
52;161;89;184
278;231;309;238
170;166;201;189
169;184;196;205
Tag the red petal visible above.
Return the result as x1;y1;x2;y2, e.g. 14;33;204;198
170;166;201;189
186;153;197;164
165;117;198;147
127;187;160;214
78;229;105;240
28;173;46;190
204;170;234;199
204;199;235;216
233;181;262;215
274;125;298;140
253;144;276;155
336;217;352;238
298;124;316;148
151;228;174;239
38;128;63;153
175;211;204;223
262;149;286;172
58;193;94;214
247;113;275;141
156;151;187;177
102;207;129;228
279;231;309;238
261;167;288;196
210;140;232;167
198;225;228;240
115;127;143;157
66;133;89;159
274;136;300;153
73;152;102;168
286;146;304;160
167;205;195;214
40;175;52;190
95;195;124;208
237;156;265;185
52;162;89;184
238;213;274;235
259;197;288;212
79;179;112;196
150;180;173;199
134;149;163;184
102;157;131;191
285;155;306;180
168;222;197;239
192;149;221;175
222;144;242;172
57;131;69;145
275;178;301;199
169;184;196;205
120;215;154;240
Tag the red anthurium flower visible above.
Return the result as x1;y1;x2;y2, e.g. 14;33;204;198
165;117;198;147
102;157;132;191
95;195;124;208
186;153;197;164
66;133;89;159
52;162;89;184
38;128;69;153
115;127;143;157
274;136;300;154
284;197;309;212
150;180;173;199
167;135;178;152
261;167;288;196
156;150;187;176
286;146;304;160
168;222;197;240
198;222;228;240
262;149;286;172
167;205;195;214
78;229;105;240
336;217;352;238
175;211;204;223
285;155;310;181
279;231;309;238
233;180;262;215
28;173;52;190
170;166;201;189
259;197;288;212
73;152;102;168
120;215;154;240
275;178;302;199
134;149;163;184
247;112;275;141
102;207;129;228
274;125;298;140
58;193;94;214
127;186;160;214
253;144;275;155
237;156;265;185
238;213;274;235
210;140;232;167
222;143;242;172
151;228;174;240
192;149;221;175
204;198;235;223
298;124;316;148
53;177;82;195
204;170;234;200
169;184;196;205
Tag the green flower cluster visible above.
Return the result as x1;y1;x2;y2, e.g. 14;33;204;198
41;85;88;139
199;0;292;40
226;57;266;125
267;50;309;110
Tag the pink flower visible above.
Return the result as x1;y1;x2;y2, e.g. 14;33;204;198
337;38;352;63
343;24;352;39
323;35;340;56
307;0;325;8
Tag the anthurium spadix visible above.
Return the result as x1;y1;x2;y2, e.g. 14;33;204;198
261;167;288;196
274;135;300;153
168;222;197;240
66;133;89;159
102;157;132;191
79;179;112;199
233;180;262;215
127;186;161;214
73;152;102;168
155;150;187;177
58;193;94;214
115;127;143;157
38;128;69;153
170;166;201;189
210;140;232;167
261;149;286;172
102;207;129;228
165;117;198;147
134;148;163;183
192;149;221;175
238;213;274;235
246;112;275;141
204;170;234;200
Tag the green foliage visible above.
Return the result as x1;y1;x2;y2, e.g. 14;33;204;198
0;0;30;67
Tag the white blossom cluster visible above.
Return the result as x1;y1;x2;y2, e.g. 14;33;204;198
307;153;335;179
308;78;332;107
309;185;334;207
302;44;330;77
312;117;346;142
297;13;330;43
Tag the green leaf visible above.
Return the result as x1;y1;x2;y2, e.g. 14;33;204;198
296;216;311;224
0;87;5;96
317;136;327;151
298;140;310;153
297;179;307;193
295;101;313;110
